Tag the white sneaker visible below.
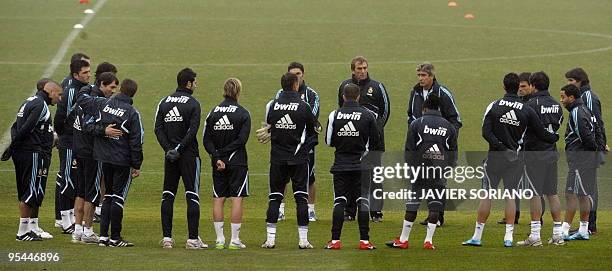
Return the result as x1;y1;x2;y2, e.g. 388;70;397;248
517;237;542;247
261;240;275;249
161;238;174;249
298;240;314;249
32;227;53;239
308;210;317;222
71;232;82;243
548;235;566;246
228;240;247;250
81;233;99;244
185;237;208;249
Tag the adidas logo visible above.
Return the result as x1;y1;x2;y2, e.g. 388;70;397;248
275;114;297;129
213;115;234;130
73;116;82;131
499;110;520;126
423;125;447;136
337;121;359;137
164;106;183;122
17;105;25;117
423;144;444;160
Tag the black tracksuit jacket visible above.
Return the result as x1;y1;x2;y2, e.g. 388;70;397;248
325;101;380;172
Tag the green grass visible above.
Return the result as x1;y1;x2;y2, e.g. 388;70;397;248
1;0;612;270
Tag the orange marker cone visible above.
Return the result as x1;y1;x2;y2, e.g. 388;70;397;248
464;13;475;19
79;0;89;4
448;1;458;7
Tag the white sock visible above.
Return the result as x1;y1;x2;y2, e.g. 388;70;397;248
298;226;308;241
266;223;277;243
84;226;94;236
74;224;83;235
95;206;101;216
69;209;75;224
18;218;30;236
561;222;571;236
578;221;589;234
231;223;241;243
425;223;437;243
60;210;71;228
530;221;541;240
472;222;485;241
163;237;172;242
552;221;562;236
99;236;108;241
399;220;413;242
214;222;225;243
308;204;315;212
279;203;285;214
29;218;39;231
504;224;514;241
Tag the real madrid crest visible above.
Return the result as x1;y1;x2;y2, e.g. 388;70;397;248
367;87;374;96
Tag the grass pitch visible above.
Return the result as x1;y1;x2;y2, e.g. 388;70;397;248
1;0;611;270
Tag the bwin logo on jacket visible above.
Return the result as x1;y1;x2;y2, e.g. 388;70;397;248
165;96;190;103
337;121;359;137
273;102;299;111
499;100;523;110
337;112;362;120
214;105;237;113
500;110;520;126
164;106;183;122
213;115;234;130
423;125;447;136
275;114;296;129
540;105;560;114
103;105;126;117
423;144;444;160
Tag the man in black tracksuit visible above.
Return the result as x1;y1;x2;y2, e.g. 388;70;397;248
71;71;120;244
275;62;321;222
499;72;534;225
3;80;61;241
559;84;598;241
60;53;90;90
338;56;390;221
54;59;91;233
93;79;143;247
324;83;380;250
154;68;206;249
565;68;606;233
517;72;565;246
387;95;457;250
262;72;317;249
463;73;558;247
407;62;462;226
407;63;462;130
203;78;251;249
27;78;58;240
